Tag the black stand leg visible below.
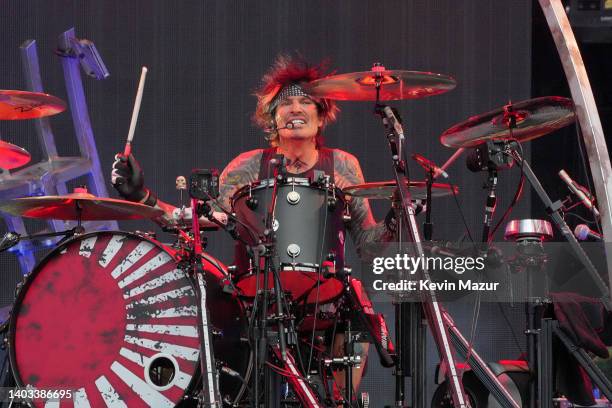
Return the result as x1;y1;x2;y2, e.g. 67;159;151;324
410;303;426;408
345;319;354;407
539;319;554;408
394;302;407;406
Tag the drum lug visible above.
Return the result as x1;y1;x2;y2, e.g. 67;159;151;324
286;190;301;205
327;196;337;211
134;230;157;240
287;243;301;258
343;203;352;222
246;196;258;210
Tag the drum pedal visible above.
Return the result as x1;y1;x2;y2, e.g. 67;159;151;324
220;277;238;295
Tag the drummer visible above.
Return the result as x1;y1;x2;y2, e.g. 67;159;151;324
111;54;397;403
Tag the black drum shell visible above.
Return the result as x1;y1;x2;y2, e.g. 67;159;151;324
232;178;346;302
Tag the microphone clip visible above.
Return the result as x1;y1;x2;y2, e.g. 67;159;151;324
0;231;21;252
271;154;288;181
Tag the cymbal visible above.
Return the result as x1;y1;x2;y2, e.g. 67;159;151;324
305;68;456;101
0;189;164;221
0;90;67;120
343;181;458;200
0;140;31;169
440;96;575;148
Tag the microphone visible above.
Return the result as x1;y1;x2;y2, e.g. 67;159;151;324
220;365;242;378
574;224;602;241
284;119;304;129
559;169;600;219
264;119;305;133
412;153;449;179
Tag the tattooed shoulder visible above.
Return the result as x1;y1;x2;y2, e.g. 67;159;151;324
333;149;365;189
218;149;263;209
220;149;263;185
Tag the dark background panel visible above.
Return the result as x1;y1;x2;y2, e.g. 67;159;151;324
0;0;534;404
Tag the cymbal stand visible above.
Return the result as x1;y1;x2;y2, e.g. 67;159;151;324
0;227;82;253
507;147;612;311
423;167;434;242
481;168;498;243
506;231;549;408
251;158;323;407
189;197;222;407
373;96;469;407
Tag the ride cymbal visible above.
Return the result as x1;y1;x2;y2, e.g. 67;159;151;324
440;96;575;148
0;188;164;221
343;181;458;200
305;67;456;101
0;90;67;120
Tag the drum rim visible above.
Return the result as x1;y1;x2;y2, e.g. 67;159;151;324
235;269;344;304
231;176;346;204
8;230;253;405
6;230;199;403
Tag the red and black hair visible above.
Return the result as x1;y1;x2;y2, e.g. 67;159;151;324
252;54;339;147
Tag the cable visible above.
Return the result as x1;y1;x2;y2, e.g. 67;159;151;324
204;192;260;245
306;179;330;378
462;288;482;368
265;361;309;381
564;211;598;225
448;177;475;244
496;303;526;356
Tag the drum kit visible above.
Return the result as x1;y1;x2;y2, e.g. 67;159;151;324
0;63;585;408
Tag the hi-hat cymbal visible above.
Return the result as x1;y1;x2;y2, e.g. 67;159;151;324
440;96;575;148
305;68;456;101
0;90;67;120
0;140;31;169
0;188;164;221
343;181;458;200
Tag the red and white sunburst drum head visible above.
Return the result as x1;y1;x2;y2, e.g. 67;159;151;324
9;231;247;407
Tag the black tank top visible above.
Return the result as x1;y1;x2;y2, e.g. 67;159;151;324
257;147;335;180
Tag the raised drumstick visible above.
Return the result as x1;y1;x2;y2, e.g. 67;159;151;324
123;66;148;157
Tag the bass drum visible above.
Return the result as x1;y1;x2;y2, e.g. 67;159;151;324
9;231;250;407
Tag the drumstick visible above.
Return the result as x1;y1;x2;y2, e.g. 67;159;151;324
438;147;465;178
123;66;148;157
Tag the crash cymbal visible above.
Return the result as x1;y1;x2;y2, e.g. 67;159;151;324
0;188;164;221
440;96;575;148
305;66;456;101
0;140;31;169
0;90;67;120
343;181;458;200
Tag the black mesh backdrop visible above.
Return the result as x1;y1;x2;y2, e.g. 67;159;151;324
0;0;532;404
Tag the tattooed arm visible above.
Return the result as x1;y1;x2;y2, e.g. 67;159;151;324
333;150;395;259
148;150;262;228
216;149;263;211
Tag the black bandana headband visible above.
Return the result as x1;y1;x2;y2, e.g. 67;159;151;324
269;83;313;112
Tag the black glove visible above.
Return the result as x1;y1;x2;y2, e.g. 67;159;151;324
111;153;157;206
384;201;426;233
384;208;398;233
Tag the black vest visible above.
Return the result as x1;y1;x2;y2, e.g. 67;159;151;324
257;147;335;180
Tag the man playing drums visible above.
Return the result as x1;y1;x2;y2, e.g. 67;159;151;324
111;54;396;405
